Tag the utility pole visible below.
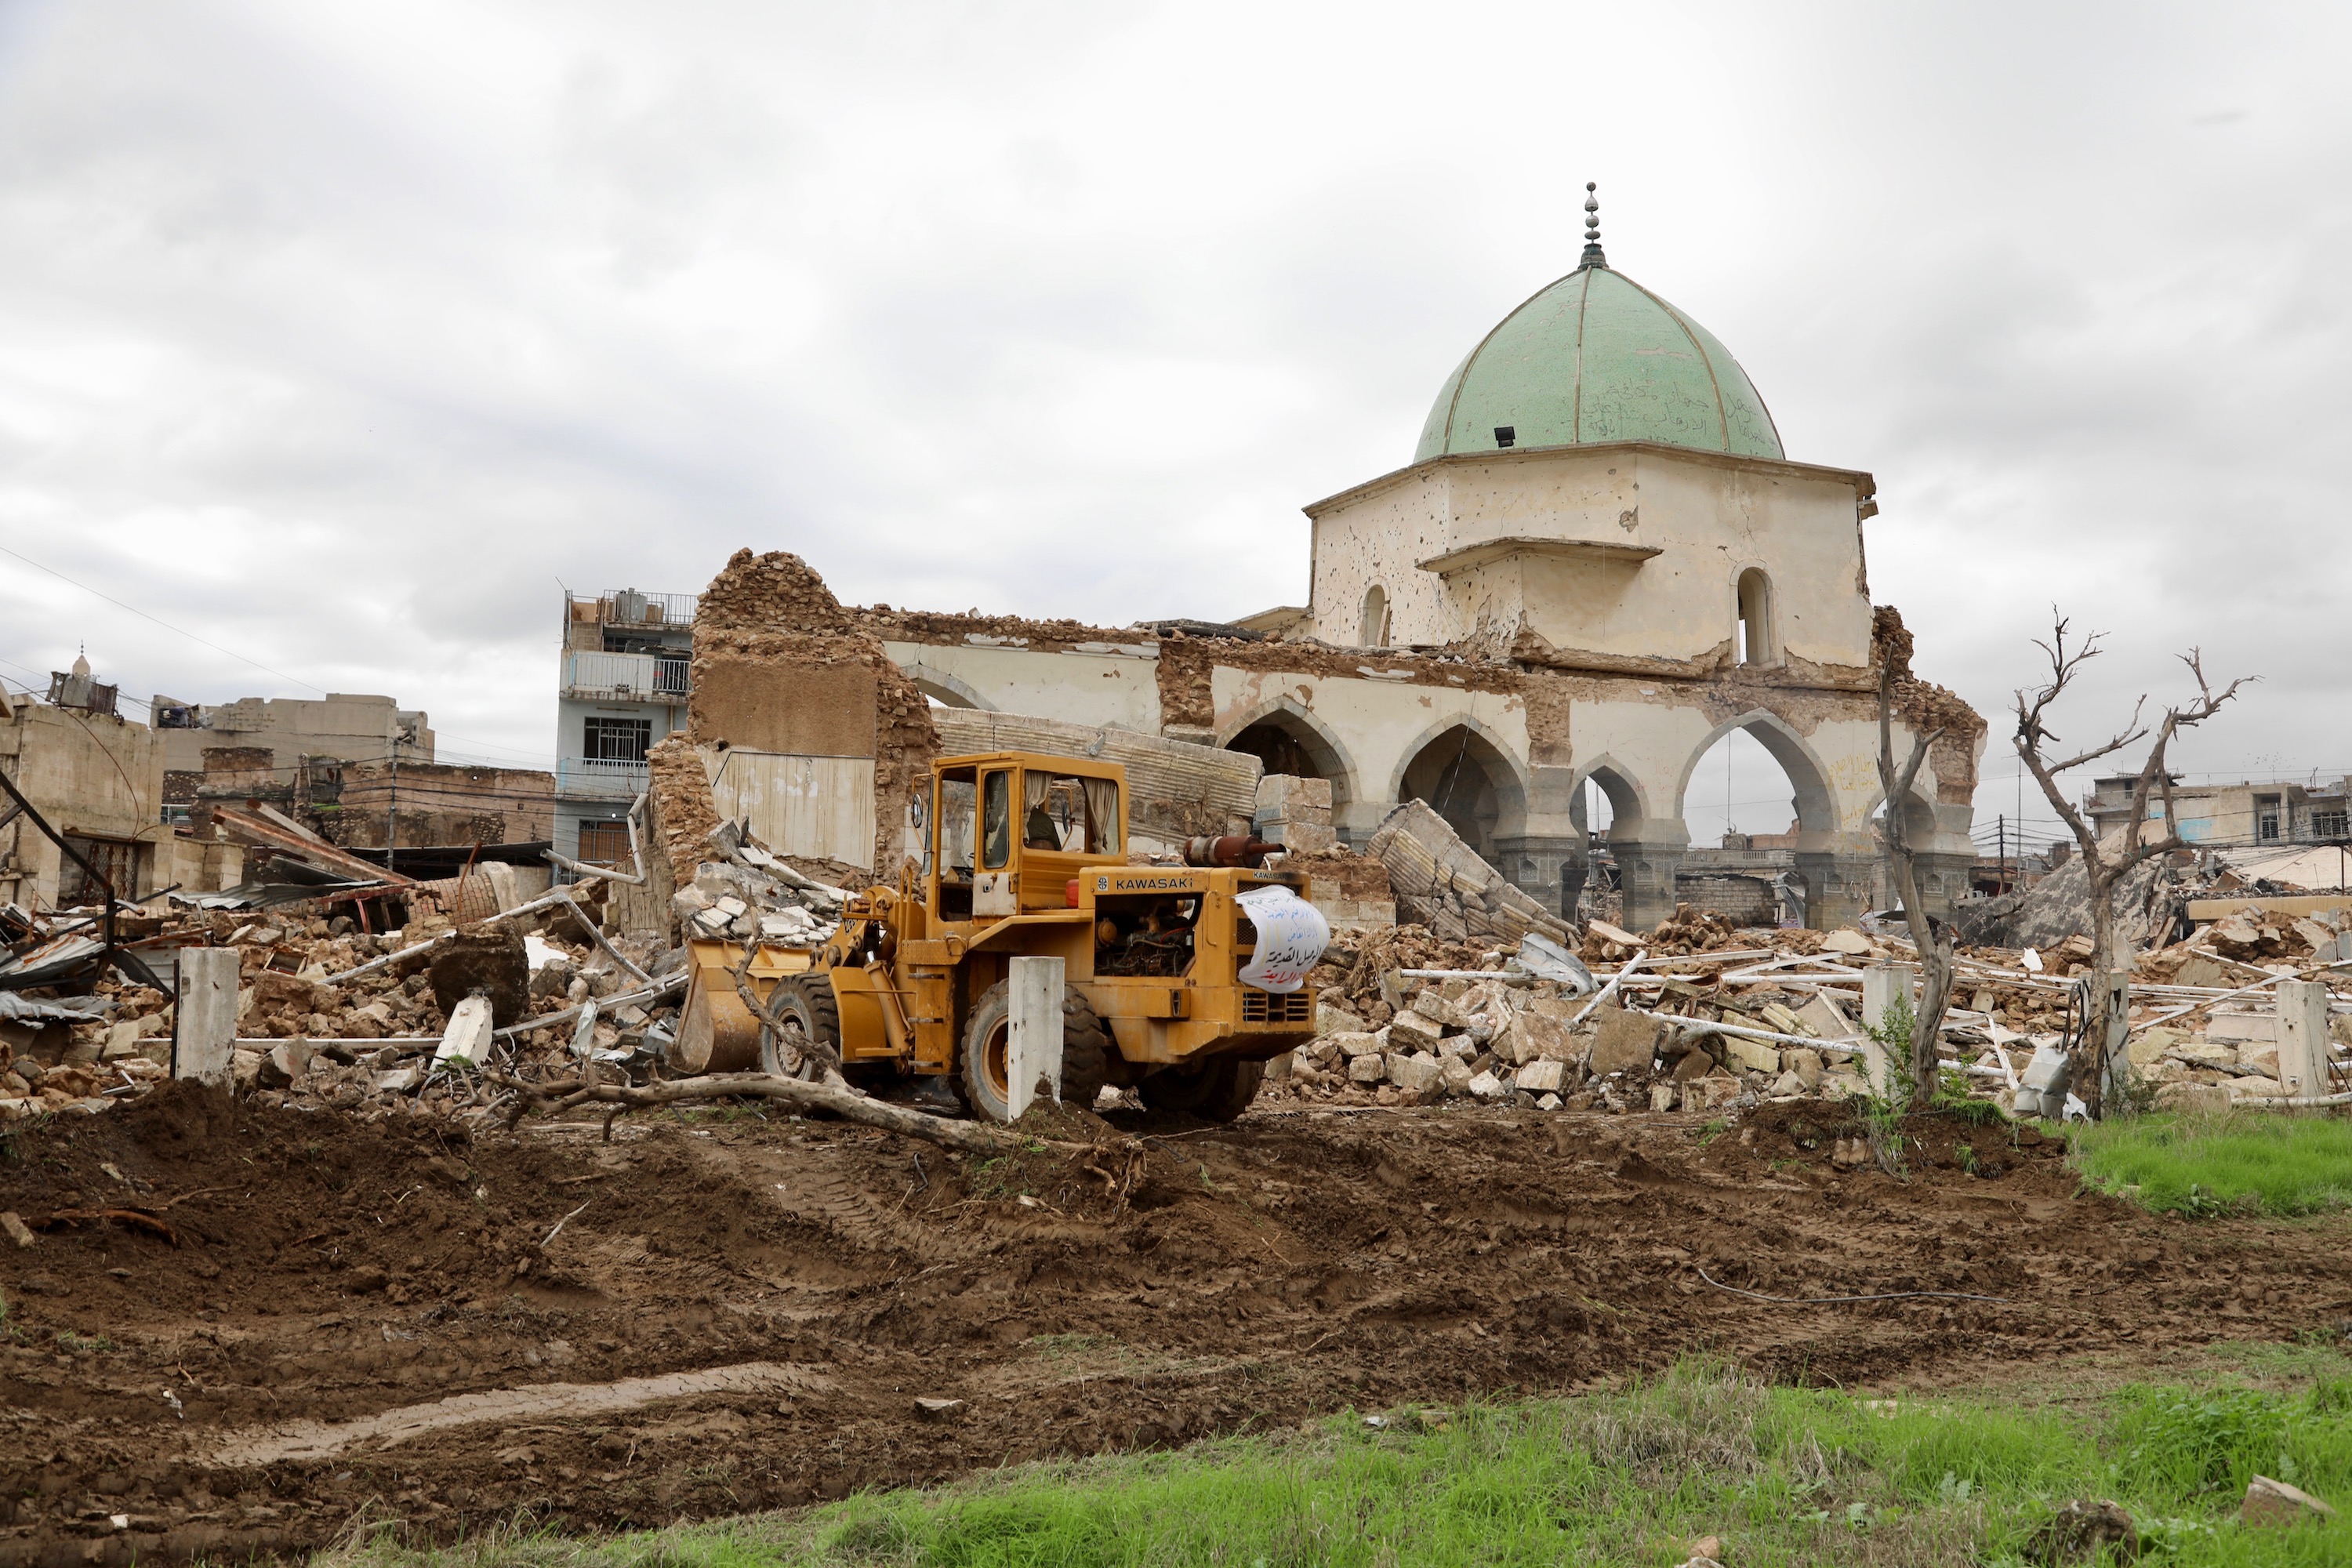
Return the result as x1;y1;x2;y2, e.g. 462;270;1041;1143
386;746;400;880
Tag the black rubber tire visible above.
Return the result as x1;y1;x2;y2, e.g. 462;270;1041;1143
1137;1057;1265;1122
960;980;1113;1123
760;975;842;1079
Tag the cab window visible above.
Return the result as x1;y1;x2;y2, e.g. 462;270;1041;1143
980;770;1013;869
935;769;977;880
1021;772;1121;855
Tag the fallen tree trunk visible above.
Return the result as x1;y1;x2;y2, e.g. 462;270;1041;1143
489;1068;1080;1156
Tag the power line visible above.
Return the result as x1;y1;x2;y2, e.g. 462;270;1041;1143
0;539;330;695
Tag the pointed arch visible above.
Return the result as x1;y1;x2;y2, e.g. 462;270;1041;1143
1217;696;1360;811
1567;753;1653;837
1670;708;1837;837
1386;712;1531;858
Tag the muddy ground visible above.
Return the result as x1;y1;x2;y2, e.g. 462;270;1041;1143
2;1086;2348;1566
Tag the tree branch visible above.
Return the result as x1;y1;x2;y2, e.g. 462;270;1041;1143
487;1067;1084;1156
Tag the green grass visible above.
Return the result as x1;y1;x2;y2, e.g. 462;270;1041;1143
317;1356;2352;1568
2071;1111;2352;1217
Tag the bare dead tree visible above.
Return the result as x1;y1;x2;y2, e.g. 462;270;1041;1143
2013;613;2251;1117
1877;662;1955;1105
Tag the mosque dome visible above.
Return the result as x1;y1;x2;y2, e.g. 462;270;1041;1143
1414;188;1783;463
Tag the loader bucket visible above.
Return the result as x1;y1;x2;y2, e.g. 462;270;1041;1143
673;939;815;1073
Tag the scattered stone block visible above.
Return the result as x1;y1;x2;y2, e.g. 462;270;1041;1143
1388;1053;1443;1102
1783;1047;1824;1087
256;1040;312;1091
1330;1030;1385;1058
1467;1069;1508;1102
1387;1010;1445;1051
2242;1475;2335;1526
1410;992;1466;1029
1796;993;1855;1040
1347;1053;1387;1083
1439;1058;1475;1095
1725;1036;1780;1075
2128;1025;2182;1067
1315;1004;1367;1036
1588;1007;1662;1076
1685;1075;1742;1111
1820;928;1872;955
1515;1058;1566;1094
1649;1082;1678;1112
1501;1013;1576;1065
1;1211;34;1250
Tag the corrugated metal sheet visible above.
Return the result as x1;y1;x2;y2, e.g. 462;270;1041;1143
707;752;877;870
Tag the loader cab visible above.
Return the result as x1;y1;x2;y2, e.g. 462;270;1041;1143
927;753;1124;924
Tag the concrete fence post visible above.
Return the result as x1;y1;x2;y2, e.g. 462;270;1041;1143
1860;963;1917;1098
175;947;238;1087
1006;956;1065;1120
2278;979;2330;1102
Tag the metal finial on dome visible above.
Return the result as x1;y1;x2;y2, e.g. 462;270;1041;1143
1579;181;1606;269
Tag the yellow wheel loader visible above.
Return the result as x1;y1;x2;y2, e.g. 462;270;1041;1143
677;751;1327;1121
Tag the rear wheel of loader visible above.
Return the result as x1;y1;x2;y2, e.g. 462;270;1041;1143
760;976;840;1079
960;980;1112;1123
1138;1057;1264;1122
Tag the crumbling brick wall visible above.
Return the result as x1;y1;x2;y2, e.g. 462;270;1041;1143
690;550;939;874
1871;606;1987;805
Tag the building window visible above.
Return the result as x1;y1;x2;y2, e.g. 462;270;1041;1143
583;717;652;763
60;835;140;906
1360;585;1389;648
2313;810;2348;841
1736;568;1773;665
577;820;631;867
2256;794;2281;843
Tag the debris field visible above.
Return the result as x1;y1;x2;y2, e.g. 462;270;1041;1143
2;1082;2347;1565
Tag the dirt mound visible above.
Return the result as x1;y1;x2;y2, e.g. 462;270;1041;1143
2;1087;2347;1563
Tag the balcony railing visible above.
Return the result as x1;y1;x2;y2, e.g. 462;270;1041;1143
564;652;690;701
564;588;700;635
557;757;651;798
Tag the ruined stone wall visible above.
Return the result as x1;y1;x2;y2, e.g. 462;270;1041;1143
689;550;939;875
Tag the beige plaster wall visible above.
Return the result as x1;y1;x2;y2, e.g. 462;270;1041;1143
158;693;432;775
1306;444;1873;667
882;640;1162;731
0;703;168;907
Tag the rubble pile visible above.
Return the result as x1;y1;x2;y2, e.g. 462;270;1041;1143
1269;895;2352;1117
0;884;697;1124
667;818;846;946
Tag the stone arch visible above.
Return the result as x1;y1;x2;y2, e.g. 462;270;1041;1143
1387;713;1530;859
1217;697;1359;812
1860;781;1941;847
898;663;995;711
1670;708;1838;838
1360;584;1390;648
1567;754;1653;837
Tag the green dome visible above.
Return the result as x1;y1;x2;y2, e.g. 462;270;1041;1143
1414;260;1783;463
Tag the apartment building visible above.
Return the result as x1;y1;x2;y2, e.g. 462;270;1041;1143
554;588;696;866
2085;775;2352;848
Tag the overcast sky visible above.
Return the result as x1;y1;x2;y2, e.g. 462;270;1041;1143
1;0;2344;849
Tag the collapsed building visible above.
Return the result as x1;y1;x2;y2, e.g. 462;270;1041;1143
559;213;1985;929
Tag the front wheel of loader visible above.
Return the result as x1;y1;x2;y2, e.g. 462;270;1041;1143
1137;1057;1264;1122
760;976;841;1079
960;981;1112;1123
